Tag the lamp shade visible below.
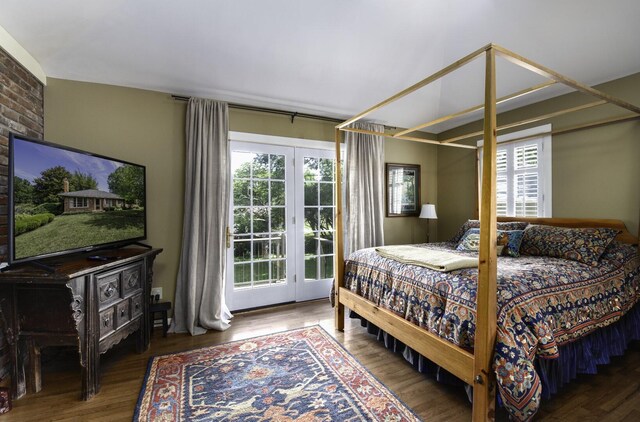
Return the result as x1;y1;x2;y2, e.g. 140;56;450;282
419;204;437;219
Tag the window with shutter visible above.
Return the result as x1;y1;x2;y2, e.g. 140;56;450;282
496;150;508;216
478;125;552;217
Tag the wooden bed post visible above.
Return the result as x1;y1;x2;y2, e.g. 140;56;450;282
473;46;498;421
334;127;345;331
475;150;481;220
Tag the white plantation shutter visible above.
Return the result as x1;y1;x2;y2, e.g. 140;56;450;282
515;172;538;216
479;125;552;217
496;149;508;216
515;144;538;169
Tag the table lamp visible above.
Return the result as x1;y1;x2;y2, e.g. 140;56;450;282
419;204;437;243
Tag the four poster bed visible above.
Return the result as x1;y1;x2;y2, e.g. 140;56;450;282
332;44;640;421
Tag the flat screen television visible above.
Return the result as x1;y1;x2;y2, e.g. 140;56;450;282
8;133;147;265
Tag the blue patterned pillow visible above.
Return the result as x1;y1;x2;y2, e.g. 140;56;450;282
450;220;529;243
497;230;525;257
520;225;619;266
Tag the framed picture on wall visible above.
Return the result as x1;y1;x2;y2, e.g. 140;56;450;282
385;163;421;217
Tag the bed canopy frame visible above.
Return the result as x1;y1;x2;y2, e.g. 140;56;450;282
332;43;640;421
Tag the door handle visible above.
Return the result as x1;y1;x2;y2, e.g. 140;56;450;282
226;227;232;248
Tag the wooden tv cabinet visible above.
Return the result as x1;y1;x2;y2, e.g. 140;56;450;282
0;247;162;401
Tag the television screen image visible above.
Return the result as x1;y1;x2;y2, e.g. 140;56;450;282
9;134;146;264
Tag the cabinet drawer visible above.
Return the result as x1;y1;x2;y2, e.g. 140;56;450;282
131;294;144;318
122;265;142;296
99;308;115;339
115;300;130;328
97;274;121;308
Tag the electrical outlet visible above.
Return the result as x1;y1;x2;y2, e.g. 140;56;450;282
151;287;163;300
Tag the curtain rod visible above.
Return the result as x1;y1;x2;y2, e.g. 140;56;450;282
171;94;396;129
171;94;343;124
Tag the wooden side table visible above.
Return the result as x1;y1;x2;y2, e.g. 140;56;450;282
149;301;171;337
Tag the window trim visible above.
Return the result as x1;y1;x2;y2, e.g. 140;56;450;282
477;124;552;217
229;131;338;151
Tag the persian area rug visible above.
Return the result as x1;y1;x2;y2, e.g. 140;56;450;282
135;325;421;421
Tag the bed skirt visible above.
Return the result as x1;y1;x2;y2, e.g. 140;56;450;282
349;303;640;402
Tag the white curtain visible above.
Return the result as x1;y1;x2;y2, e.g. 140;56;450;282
345;122;385;255
171;98;232;335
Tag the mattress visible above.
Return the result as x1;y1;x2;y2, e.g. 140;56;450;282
344;242;640;420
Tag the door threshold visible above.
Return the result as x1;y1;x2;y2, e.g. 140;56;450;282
233;297;329;315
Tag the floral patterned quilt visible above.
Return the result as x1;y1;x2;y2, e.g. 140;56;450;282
344;242;640;421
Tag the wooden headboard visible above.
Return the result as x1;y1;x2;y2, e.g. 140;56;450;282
498;217;639;245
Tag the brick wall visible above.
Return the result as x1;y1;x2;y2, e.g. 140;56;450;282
0;47;44;379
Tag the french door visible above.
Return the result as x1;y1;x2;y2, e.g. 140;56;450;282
226;142;338;311
295;148;337;302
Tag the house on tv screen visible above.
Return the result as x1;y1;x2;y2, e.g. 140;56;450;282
58;178;124;213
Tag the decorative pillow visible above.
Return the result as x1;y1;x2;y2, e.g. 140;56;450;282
456;228;482;251
519;225;619;266
456;228;521;256
450;220;529;243
497;230;525;257
456;228;505;255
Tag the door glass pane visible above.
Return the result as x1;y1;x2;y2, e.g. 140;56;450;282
319;231;333;255
252;207;269;233
253;154;269;179
253;181;269;206
233;237;251;262
234;263;251;288
234;208;251;234
304;182;318;206
304;234;317;256
319;183;333;206
270;207;285;232
231;150;289;289
253;261;270;285
232;152;253;178
304;157;318;180
320;256;333;279
270;154;285;179
305;257;317;279
319;207;334;231
270;236;285;259
271;181;285;205
319;158;333;181
304;208;318;231
233;180;251;206
271;260;286;283
252;237;269;260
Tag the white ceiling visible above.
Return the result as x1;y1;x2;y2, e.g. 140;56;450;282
2;1;639;132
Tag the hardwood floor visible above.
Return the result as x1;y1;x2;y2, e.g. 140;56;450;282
5;300;640;421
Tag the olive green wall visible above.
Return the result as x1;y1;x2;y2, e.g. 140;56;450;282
437;143;477;241
44;78;436;305
44;79;187;306
229;108;335;141
384;139;438;245
437;72;640;241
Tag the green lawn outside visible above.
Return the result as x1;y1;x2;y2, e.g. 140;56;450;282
15;210;144;259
